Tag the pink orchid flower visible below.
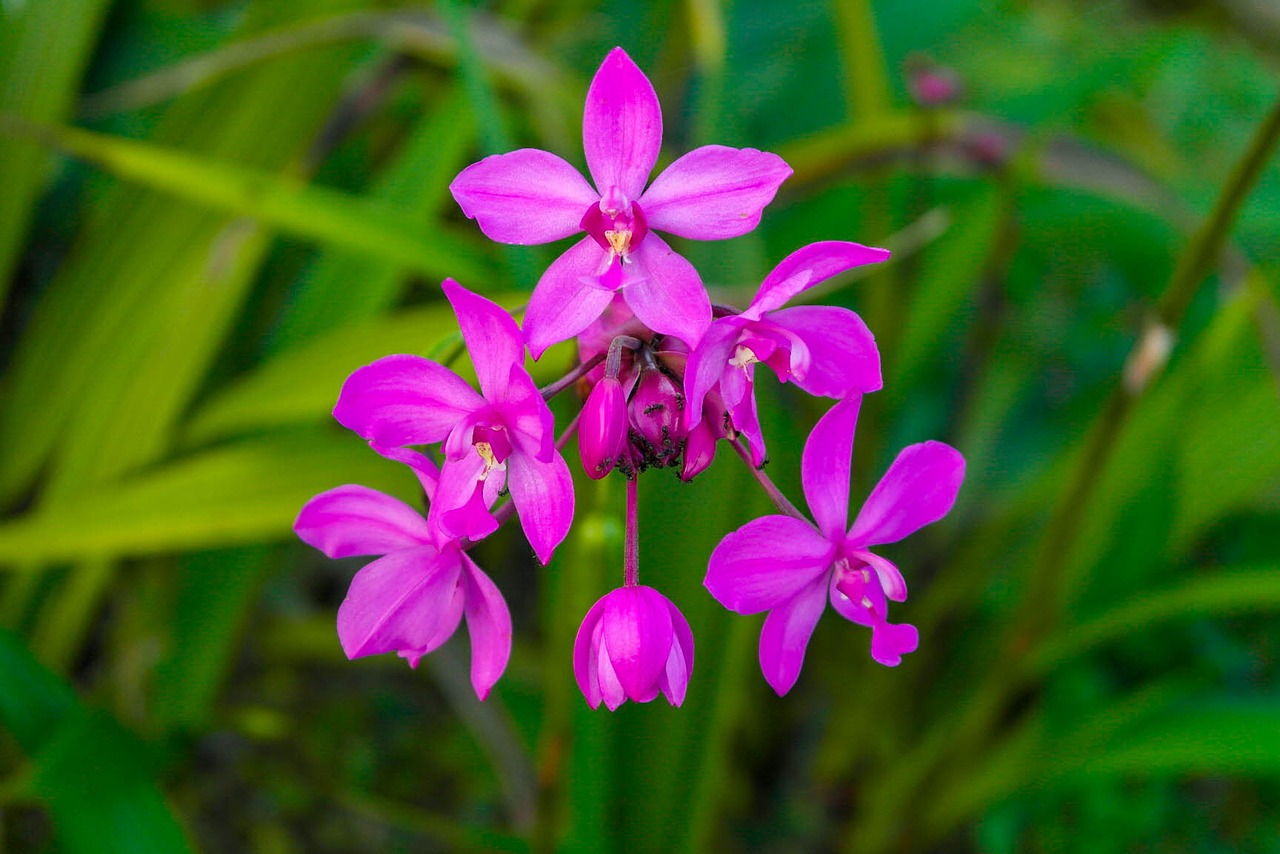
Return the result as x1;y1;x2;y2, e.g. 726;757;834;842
705;397;964;695
295;474;511;700
450;47;792;358
685;241;888;467
333;279;573;564
574;585;694;710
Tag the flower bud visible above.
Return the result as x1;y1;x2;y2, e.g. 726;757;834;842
579;377;628;479
573;585;694;710
628;367;685;469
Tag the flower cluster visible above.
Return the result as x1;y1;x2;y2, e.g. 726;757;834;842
295;47;964;707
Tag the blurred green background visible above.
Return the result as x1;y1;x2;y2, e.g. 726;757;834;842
2;0;1280;850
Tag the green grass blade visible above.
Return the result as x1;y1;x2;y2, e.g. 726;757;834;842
0;118;491;283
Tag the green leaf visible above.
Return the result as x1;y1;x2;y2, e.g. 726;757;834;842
0;0;112;309
0;430;418;563
1033;565;1280;671
890;188;1002;388
1;118;492;284
183;298;545;445
0;629;191;852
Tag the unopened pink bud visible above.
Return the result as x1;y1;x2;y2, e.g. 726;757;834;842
680;420;718;482
629;367;685;469
579;377;628;479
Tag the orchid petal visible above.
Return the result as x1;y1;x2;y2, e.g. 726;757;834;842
524;237;616;359
730;386;767;468
371;444;439;500
461;556;513;699
705;515;834;613
442;278;527;401
639;145;791;239
858;550;908;602
334;355;483;448
768;306;882;396
449;148;599;243
871;622;919;667
505;451;574;564
602;586;674;702
759;577;829;696
595;623;627;711
658;597;695;706
802;397;861;540
295;485;431;559
336;547;463;660
573;597;609;709
625;234;711;347
849;441;965;546
583;47;662;202
398;580;466;668
747;241;891;318
428;453;499;543
683;318;743;430
500;368;556;462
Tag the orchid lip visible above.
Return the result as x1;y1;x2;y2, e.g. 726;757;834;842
581;199;649;257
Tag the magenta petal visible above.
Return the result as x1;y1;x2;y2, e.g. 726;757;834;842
573;596;610;709
398;580;466;668
461;556;512;699
625;235;711;347
428;453;499;543
870;622;919;667
449;148;598;244
505;451;574;564
336;547;463;660
640;145;791;240
801;397;861;540
442;279;527;401
602;586;674;702
371;444;439;501
583;47;662;202
705;515;834;613
595;624;627;710
759;577;829;696
524;237;616;359
295;485;432;559
334;355;484;448
658;597;695;706
849;441;965;546
857;550;908;602
768;306;882;396
747;241;891;318
683;318;743;430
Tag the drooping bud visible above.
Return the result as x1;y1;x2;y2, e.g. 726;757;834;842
680;420;718;481
579;376;628;479
628;367;685;469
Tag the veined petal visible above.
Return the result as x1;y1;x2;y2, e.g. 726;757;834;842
334;355;483;448
449;148;599;244
827;573;917;666
729;384;767;468
501;368;556;462
524;237;616;359
640;145;791;240
295;485;431;559
399;580;466;668
746;241;891;318
658;597;695;706
371;444;439;501
602;586;674;702
802;397;861;540
428;453;499;544
583;47;662;202
505;451;574;564
705;515;834;613
461;556;513;699
767;306;882;396
759;577;829;696
442;279;527;401
336;547;463;660
849;441;965;546
573;597;609;709
683;318;743;430
625;235;711;347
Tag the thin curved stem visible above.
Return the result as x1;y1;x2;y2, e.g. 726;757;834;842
727;437;807;521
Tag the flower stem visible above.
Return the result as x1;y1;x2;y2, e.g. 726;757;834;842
539;352;606;400
623;476;639;587
728;437;807;521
